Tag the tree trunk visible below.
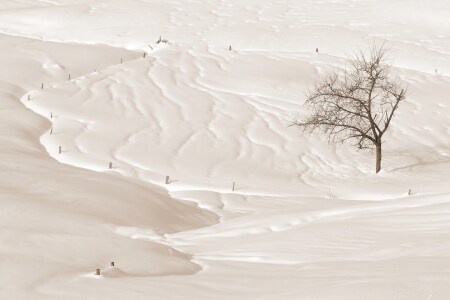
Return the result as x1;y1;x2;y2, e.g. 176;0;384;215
375;143;382;173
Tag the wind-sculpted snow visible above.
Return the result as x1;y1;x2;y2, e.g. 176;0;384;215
1;0;450;299
0;34;217;299
25;44;450;198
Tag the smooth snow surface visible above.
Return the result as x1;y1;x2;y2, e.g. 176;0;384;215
1;0;449;299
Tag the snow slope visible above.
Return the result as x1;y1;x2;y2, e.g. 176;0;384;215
1;0;449;299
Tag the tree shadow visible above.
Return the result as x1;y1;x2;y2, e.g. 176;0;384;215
388;157;449;172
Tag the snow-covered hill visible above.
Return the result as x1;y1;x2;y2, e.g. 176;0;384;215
1;1;449;299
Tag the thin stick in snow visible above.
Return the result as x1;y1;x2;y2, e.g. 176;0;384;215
232;182;235;191
58;146;61;154
165;175;170;184
95;269;100;276
50;127;53;135
111;262;115;267
27;94;30;101
109;162;112;169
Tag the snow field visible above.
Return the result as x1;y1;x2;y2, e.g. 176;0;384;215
0;0;449;299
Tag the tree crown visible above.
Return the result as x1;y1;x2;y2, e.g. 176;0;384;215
292;45;406;150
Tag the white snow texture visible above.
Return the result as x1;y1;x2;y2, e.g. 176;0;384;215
0;0;449;299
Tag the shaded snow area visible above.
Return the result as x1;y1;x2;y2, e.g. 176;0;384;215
0;0;449;299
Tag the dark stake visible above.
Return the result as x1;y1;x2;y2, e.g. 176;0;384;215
58;146;61;154
121;58;123;64
69;74;71;80
50;112;53;119
27;94;30;101
165;175;170;184
95;269;101;276
316;48;319;53
50;127;53;135
41;83;44;89
232;182;235;191
109;162;112;169
111;262;115;267
229;45;232;51
143;52;146;58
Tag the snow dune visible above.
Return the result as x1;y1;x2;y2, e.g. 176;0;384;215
23;42;450;198
1;0;450;299
0;33;216;299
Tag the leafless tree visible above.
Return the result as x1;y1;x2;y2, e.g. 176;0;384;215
291;45;407;173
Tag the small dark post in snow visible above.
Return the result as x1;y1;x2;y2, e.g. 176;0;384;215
229;45;232;51
143;52;146;58
50;127;53;135
27;94;30;101
408;189;412;196
50;112;53;119
316;48;319;53
121;58;123;64
58;146;61;154
69;74;71;80
111;262;115;267
109;162;112;169
95;269;101;276
165;175;170;184
41;83;44;89
232;182;235;191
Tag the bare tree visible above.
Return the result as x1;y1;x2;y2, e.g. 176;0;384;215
291;45;406;173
